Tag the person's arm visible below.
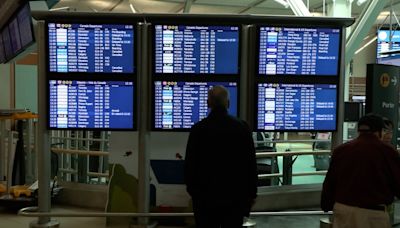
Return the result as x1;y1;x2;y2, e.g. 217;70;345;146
184;127;197;197
243;122;258;200
321;152;337;212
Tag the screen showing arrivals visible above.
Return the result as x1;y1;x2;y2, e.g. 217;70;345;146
257;83;337;131
154;81;238;130
49;80;134;129
258;27;341;76
48;23;134;73
154;25;239;74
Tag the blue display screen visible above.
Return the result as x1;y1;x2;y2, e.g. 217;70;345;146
377;30;400;64
49;80;134;129
48;23;134;73
257;83;337;131
154;81;238;130
154;25;239;74
258;27;341;76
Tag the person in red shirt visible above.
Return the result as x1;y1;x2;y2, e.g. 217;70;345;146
321;113;400;228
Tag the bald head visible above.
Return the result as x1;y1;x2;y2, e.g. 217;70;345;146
207;85;230;110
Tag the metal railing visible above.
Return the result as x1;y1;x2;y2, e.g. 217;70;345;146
18;206;332;217
50;130;110;184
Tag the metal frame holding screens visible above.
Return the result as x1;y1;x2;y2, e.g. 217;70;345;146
256;83;337;131
153;24;240;75
48;79;135;130
47;22;135;74
153;81;238;130
257;26;341;76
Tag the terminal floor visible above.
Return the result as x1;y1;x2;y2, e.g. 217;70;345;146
2;204;400;228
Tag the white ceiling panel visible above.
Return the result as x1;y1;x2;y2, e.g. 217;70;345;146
245;7;293;16
189;5;243;14
195;0;259;7
130;0;182;13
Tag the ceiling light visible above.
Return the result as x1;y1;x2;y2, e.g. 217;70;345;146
355;36;377;55
129;3;136;13
273;0;289;8
49;6;70;11
356;0;368;6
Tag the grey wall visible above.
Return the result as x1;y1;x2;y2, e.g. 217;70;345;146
15;65;38;113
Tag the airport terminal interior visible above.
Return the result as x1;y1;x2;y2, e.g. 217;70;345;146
1;0;400;227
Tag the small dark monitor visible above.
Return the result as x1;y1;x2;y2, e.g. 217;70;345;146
17;3;34;48
256;83;337;131
258;26;341;76
153;81;238;130
48;80;135;130
344;102;363;122
0;36;5;63
47;23;135;74
1;27;13;60
8;17;22;54
154;25;240;74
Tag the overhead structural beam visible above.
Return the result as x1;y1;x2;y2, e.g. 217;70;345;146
183;0;194;13
239;0;267;14
345;0;388;64
287;0;311;16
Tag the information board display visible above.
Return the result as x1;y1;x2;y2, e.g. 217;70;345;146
258;27;341;76
49;80;134;130
154;25;239;74
48;23;135;73
376;29;400;66
257;83;337;131
154;81;238;130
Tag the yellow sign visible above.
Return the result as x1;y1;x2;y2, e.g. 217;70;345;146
380;73;390;88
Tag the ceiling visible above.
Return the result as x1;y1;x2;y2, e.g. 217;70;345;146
48;0;400;25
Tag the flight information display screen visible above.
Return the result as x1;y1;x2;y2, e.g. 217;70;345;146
48;23;134;73
154;81;238;130
49;80;134;130
154;25;239;74
258;27;341;76
257;83;337;131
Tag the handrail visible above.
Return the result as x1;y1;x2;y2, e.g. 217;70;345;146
256;150;331;158
18;207;332;217
254;139;331;144
259;171;327;179
51;148;109;156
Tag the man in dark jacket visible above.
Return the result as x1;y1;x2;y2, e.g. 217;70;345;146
321;114;400;228
184;85;258;228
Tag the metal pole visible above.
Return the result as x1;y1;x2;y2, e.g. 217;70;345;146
30;21;59;228
331;27;346;148
137;22;151;226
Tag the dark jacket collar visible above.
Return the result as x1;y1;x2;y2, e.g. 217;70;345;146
208;107;228;118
